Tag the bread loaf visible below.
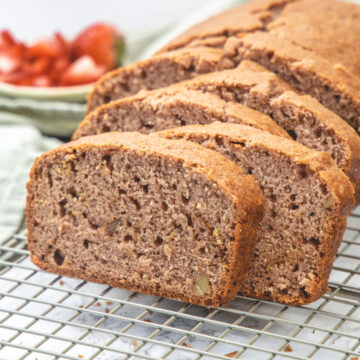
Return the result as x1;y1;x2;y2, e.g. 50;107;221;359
26;132;264;307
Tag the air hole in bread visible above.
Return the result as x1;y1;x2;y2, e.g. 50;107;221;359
300;286;310;298
293;264;299;272
288;130;297;140
59;200;67;217
67;186;78;199
155;236;163;246
232;141;245;147
143;184;149;193
186;213;193;227
47;173;53;187
200;247;206;254
33;220;39;227
83;240;90;249
290;203;299;210
181;194;190;204
89;220;100;230
118;187;126;195
215;136;224;147
130;197;141;210
298;165;308;179
309;237;320;250
144;123;154;129
315;128;322;138
161;202;168;211
53;249;65;266
102;124;110;132
124;234;133;242
175;114;186;126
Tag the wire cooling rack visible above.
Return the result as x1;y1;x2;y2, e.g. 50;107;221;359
1;209;360;360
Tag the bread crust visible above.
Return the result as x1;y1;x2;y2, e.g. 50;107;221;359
156;122;354;305
26;132;264;307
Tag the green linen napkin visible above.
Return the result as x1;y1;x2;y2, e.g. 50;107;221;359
0;125;62;243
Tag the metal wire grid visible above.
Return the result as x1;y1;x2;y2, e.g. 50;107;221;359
0;209;360;360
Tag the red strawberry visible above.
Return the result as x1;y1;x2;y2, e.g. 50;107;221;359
32;75;52;87
0;30;16;48
27;34;64;59
71;23;124;70
0;51;21;74
59;55;105;86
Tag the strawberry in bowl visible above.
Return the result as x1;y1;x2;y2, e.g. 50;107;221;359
0;23;125;88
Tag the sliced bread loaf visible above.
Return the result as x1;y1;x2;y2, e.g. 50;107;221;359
174;63;360;202
26;132;264;307
156;0;360;131
73;88;290;140
87;47;232;113
156;122;355;305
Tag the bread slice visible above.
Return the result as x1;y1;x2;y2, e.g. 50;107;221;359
156;122;355;305
73;88;290;140
174;62;360;202
156;0;360;131
87;47;233;113
26;132;264;307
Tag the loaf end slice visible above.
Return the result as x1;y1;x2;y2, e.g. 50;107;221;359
156;122;354;305
26;132;264;307
87;47;233;113
74;88;290;140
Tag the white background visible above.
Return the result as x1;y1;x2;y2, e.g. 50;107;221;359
0;0;211;42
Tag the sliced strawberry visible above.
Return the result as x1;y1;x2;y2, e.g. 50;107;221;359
0;51;21;74
59;55;105;86
29;56;52;75
32;75;52;87
54;32;70;57
48;57;70;85
27;35;64;59
0;30;16;48
71;23;124;70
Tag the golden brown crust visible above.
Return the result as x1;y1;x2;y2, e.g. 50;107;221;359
156;0;296;54
156;122;354;305
74;86;290;141
26;132;264;307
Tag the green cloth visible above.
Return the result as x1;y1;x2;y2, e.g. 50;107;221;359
0;125;62;243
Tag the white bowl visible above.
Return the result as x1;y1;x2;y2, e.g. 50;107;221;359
0;81;93;102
